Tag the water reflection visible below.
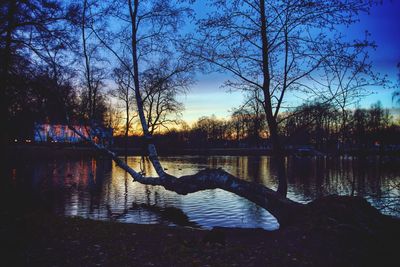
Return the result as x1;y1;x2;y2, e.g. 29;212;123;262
285;156;400;214
8;155;400;230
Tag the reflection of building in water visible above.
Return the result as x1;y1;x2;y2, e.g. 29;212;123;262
33;123;113;145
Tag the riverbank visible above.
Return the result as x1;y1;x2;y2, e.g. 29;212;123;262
2;185;399;266
6;144;274;158
6;144;400;158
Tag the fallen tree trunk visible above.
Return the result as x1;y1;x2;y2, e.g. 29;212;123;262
116;158;306;226
68;124;306;226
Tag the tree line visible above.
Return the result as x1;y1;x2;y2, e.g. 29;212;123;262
111;100;399;153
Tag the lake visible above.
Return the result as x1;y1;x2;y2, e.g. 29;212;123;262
6;155;400;230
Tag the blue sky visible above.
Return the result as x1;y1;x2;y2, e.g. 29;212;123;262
179;1;400;124
354;0;400;108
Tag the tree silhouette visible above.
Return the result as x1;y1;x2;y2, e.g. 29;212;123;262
141;59;191;135
111;62;137;154
79;0;108;123
1;0;79;143
184;0;377;196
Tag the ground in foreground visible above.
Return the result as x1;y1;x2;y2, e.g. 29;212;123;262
2;194;399;267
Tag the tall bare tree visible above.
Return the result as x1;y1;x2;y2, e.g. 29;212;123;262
85;0;193;176
183;0;377;195
80;0;108;123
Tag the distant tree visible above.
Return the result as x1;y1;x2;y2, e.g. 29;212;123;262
229;96;266;148
104;99;123;134
367;101;390;134
141;60;190;135
229;109;250;145
279;102;339;149
349;102;393;149
191;115;229;147
111;62;137;154
351;108;368;147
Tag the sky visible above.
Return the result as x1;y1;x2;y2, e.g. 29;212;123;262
179;1;400;124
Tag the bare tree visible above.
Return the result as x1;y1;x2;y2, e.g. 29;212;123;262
104;99;123;133
80;0;108;123
111;62;137;154
308;38;386;146
229;101;266;148
230;109;250;144
80;0;194;177
183;0;377;196
279;102;339;149
141;60;190;135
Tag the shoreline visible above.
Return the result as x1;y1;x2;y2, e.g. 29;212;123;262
5;144;400;158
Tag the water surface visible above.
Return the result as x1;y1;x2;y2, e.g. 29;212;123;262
7;155;400;230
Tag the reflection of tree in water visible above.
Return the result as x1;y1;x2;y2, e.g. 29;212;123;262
88;158;111;216
314;157;325;198
249;156;261;184
232;156;249;182
377;179;400;215
359;158;400;215
282;155;399;215
27;157;110;217
327;157;354;195
290;157;314;197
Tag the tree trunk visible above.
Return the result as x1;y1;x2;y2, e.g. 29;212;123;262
127;0;167;179
125;100;129;157
82;0;93;121
259;0;287;197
